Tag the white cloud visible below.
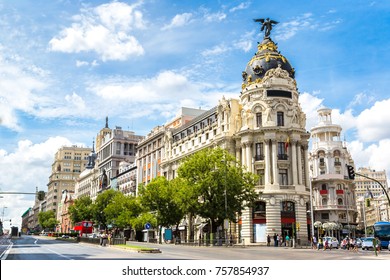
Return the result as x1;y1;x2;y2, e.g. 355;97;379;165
203;12;226;22
201;44;229;56
0;136;73;228
356;99;390;142
161;13;193;30
0;56;47;131
348;139;390;179
49;2;145;61
299;91;325;130
229;2;251;13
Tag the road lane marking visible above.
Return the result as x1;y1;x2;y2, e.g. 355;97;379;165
45;247;74;260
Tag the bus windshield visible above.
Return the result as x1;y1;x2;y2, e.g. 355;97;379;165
373;221;390;248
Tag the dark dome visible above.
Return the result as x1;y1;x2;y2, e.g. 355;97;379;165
242;38;295;86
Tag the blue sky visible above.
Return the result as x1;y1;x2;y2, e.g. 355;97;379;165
1;0;390;228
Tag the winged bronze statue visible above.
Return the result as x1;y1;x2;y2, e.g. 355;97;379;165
254;18;279;38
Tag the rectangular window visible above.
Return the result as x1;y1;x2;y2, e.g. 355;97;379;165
277;142;288;160
277;112;284;126
256;169;265;185
279;169;288;185
256;113;262;127
255;143;264;160
116;142;121;155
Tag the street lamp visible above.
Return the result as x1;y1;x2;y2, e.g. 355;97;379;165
309;177;315;240
1;206;7;222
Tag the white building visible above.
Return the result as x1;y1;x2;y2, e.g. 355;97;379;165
308;107;358;238
161;35;311;245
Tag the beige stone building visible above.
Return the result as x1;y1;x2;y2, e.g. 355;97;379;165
160;35;311;245
136;108;206;189
46;145;91;220
95;117;143;193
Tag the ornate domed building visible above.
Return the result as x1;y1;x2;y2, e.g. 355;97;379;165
158;20;311;245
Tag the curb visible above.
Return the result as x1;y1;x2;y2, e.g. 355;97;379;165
137;249;162;253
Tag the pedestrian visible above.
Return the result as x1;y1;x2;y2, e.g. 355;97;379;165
267;234;271;246
375;237;381;252
273;233;277;247
285;235;290;247
317;238;323;250
108;232;112;247
312;236;317;250
279;235;283;247
323;238;329;251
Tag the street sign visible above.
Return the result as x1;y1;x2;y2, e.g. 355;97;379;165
224;219;229;229
144;222;151;230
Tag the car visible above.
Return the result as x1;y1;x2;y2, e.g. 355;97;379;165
87;233;98;238
388;242;390;251
361;237;374;250
61;235;70;238
323;236;339;249
355;238;363;248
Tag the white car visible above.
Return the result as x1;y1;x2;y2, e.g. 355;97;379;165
361;237;374;250
323;236;339;249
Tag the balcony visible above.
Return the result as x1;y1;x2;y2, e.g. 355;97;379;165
278;154;288;160
334;161;342;166
336;189;344;195
254;155;264;161
319;190;328;195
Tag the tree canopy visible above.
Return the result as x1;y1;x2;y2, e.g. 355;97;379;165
178;147;258;229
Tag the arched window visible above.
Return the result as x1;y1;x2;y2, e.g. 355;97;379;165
281;201;295;212
338;198;343;205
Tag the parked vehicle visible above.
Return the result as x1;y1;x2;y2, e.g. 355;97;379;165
323;236;339;249
361;237;375;250
356;238;362;248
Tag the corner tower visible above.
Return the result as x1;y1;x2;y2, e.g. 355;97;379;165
236;19;311;245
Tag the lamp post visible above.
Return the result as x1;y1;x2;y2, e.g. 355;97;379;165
1;206;7;222
309;177;315;240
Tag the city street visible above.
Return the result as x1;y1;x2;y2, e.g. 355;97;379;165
2;235;389;260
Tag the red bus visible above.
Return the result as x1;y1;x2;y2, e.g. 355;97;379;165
73;221;94;236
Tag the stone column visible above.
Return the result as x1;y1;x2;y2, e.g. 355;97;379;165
264;139;272;185
291;140;298;185
235;145;241;165
303;144;310;187
272;140;278;185
297;143;303;185
242;143;247;170
240;207;252;244
246;142;253;173
266;197;281;238
296;202;309;245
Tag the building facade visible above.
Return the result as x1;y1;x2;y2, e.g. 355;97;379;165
354;168;389;232
46;145;91;220
160;35;311;245
136;108;206;189
95;118;144;193
308;108;358;238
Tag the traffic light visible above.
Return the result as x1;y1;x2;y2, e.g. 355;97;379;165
365;198;371;208
37;191;45;201
347;165;355;180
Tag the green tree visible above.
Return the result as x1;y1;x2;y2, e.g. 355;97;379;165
38;210;58;231
178;147;258;233
104;192;143;229
91;189;118;230
68;196;93;224
138;177;186;243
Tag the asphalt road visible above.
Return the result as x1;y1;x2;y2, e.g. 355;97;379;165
2;235;390;260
